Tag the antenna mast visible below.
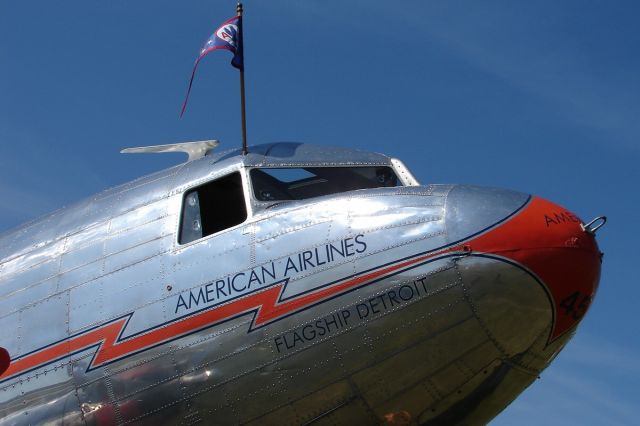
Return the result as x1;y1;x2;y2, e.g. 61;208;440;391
237;1;248;155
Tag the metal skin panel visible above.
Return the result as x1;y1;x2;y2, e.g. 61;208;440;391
0;276;57;320
0;143;603;425
0;312;20;366
0;367;81;424
0;252;61;297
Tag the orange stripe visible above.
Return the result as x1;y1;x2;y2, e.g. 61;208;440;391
1;249;447;383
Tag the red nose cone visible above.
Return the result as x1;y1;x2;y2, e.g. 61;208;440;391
463;197;602;343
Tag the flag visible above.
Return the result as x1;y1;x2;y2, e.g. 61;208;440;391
181;15;244;116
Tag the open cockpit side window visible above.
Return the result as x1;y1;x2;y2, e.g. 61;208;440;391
179;172;247;244
250;166;401;202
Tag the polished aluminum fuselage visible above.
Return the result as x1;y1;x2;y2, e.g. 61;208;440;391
0;144;598;425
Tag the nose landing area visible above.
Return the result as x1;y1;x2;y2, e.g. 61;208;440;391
464;196;601;343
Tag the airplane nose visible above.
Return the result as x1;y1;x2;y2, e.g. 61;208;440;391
444;185;603;343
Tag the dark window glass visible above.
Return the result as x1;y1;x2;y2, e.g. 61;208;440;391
179;172;247;244
250;166;400;202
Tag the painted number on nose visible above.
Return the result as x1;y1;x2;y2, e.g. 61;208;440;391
559;291;591;320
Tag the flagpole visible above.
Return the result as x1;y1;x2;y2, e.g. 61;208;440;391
237;1;248;155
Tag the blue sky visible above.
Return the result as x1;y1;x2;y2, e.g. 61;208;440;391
1;1;638;423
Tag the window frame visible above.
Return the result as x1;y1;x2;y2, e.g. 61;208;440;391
247;164;403;204
176;167;253;247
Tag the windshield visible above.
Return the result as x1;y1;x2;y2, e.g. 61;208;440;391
250;166;401;201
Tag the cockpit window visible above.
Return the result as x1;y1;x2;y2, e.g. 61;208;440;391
179;172;247;244
250;166;400;202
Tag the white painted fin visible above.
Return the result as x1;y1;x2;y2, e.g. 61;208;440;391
121;140;220;162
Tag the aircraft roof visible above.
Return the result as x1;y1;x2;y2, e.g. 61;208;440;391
210;142;392;166
0;142;392;263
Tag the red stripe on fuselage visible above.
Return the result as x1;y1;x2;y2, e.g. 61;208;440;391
0;248;450;383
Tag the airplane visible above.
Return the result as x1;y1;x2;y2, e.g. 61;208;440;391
0;140;605;425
